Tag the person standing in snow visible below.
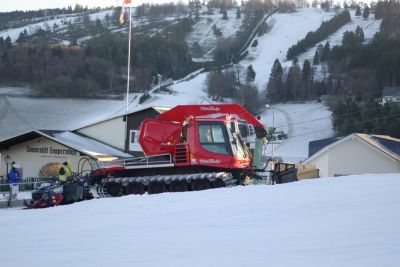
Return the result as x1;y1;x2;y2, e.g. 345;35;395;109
7;162;21;184
7;162;21;207
58;161;73;183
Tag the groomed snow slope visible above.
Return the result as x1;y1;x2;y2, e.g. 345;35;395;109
287;9;382;70
240;8;335;91
261;101;335;162
1;174;399;266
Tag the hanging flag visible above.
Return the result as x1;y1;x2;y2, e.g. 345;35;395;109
119;0;132;24
119;6;125;24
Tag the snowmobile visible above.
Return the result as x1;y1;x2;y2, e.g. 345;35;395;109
24;175;90;209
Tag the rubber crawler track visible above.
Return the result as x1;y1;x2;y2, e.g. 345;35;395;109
90;172;235;198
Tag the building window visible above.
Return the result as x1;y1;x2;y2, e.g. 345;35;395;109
129;130;141;151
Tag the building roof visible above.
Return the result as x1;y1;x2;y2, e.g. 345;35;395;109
382;87;400;97
304;133;400;164
371;135;400;156
50;131;133;160
308;136;343;157
0;130;132;160
73;106;170;131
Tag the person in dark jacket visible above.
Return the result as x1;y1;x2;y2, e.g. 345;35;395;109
7;162;21;184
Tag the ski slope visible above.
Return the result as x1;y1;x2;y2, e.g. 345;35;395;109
287;9;382;70
1;173;399;267
240;8;335;91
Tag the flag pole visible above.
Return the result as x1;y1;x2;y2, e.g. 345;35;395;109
126;2;132;112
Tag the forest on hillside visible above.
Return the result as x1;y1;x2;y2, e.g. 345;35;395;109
0;0;275;98
0;17;195;97
265;1;400;138
329;1;400;138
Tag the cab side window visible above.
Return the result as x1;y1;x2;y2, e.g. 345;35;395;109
198;124;230;155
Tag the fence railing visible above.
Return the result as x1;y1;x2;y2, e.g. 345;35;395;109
0;177;55;192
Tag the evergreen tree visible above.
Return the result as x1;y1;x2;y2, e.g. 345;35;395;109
332;98;362;135
355;26;364;42
363;6;370;19
5;36;12;49
301;59;313;99
285;58;301;100
302;59;312;82
246;64;256;82
222;8;228;20
16;29;28;43
236;6;241;18
313;50;320;65
267;59;283;102
321;41;330;61
239;84;260;114
355;5;361;16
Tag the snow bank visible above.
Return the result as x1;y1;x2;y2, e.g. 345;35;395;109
0;173;399;266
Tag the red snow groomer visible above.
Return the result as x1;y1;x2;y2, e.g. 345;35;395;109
90;104;269;197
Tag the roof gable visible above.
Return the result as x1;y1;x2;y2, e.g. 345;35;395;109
304;133;400;164
73;106;169;131
308;136;343;157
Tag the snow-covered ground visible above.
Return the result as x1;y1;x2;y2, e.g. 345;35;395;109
1;173;400;266
261;101;335;162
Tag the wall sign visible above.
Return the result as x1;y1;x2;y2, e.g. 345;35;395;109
26;146;77;156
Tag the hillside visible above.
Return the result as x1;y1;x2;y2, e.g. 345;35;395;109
1;174;399;266
0;6;386;161
240;8;335;90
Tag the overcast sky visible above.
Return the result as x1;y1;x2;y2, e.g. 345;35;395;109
0;0;180;12
1;0;374;12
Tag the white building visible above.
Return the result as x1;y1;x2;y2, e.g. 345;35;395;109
0;107;169;179
0;130;133;179
304;133;400;177
74;106;168;155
